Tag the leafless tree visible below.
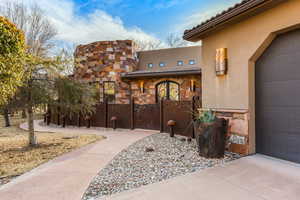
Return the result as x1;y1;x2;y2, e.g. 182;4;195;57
57;47;76;76
0;2;57;57
132;33;192;51
133;39;163;51
0;2;58;146
166;33;189;48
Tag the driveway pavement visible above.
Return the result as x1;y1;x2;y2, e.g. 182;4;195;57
102;154;300;200
0;120;156;200
1;121;300;200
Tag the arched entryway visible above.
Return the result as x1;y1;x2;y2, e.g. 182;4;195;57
155;81;180;102
255;28;300;163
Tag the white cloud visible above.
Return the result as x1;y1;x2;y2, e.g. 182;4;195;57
154;0;182;10
0;0;161;46
175;1;241;34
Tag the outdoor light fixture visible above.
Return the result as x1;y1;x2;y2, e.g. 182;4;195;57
216;48;228;76
190;80;196;92
140;81;145;93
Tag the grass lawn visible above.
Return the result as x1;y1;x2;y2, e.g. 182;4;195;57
0;114;104;186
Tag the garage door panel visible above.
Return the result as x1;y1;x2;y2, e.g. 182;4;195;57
257;108;290;133
290;109;300;134
258;131;297;161
256;29;300;163
258;30;300;57
286;135;300;162
257;54;300;83
257;131;287;158
257;101;300;133
258;80;300;107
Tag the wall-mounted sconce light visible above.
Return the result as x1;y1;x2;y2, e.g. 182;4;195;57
140;81;145;93
216;48;228;76
190;80;196;92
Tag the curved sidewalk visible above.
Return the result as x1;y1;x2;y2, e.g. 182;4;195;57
102;155;300;200
0;120;156;200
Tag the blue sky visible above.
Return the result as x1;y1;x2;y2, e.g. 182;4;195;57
1;0;241;46
73;0;240;40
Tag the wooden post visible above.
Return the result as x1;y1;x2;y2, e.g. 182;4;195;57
111;117;117;130
87;118;91;128
130;97;135;130
57;113;60;126
4;108;10;127
78;113;81;127
160;98;164;133
62;115;66;128
191;96;196;138
105;98;108;128
170;126;174;137
47;109;51;125
57;100;61;126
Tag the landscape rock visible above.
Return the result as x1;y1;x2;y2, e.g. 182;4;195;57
82;133;240;200
145;147;155;152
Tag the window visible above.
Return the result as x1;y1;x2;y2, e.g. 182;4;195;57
189;60;196;65
148;63;153;68
103;81;115;103
156;81;179;102
159;62;166;67
177;61;184;66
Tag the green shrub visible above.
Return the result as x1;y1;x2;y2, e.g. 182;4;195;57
196;109;216;123
0;17;26;105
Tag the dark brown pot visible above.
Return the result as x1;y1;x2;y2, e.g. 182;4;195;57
194;118;228;158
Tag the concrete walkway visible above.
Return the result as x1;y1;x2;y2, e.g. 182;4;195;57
102;154;300;200
0;120;156;200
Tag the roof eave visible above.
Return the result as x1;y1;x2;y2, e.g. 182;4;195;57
183;0;285;41
121;70;201;79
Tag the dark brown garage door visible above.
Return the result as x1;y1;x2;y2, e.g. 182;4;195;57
256;29;300;163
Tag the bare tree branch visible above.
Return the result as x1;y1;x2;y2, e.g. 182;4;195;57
57;47;76;76
0;2;57;57
166;33;189;48
133;39;163;51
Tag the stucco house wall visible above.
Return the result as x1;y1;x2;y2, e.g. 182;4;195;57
138;46;201;71
200;0;300;153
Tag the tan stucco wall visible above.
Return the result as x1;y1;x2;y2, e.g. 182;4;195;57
138;46;201;71
201;0;300;153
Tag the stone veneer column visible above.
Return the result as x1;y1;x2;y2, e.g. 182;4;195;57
215;109;250;155
74;40;138;104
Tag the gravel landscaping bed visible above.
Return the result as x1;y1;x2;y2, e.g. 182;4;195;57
82;133;240;200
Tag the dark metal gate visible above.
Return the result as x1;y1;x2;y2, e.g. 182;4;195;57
162;100;193;137
50;96;201;137
134;104;160;130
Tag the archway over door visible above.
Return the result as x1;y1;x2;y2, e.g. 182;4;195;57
255;28;300;163
155;81;179;102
